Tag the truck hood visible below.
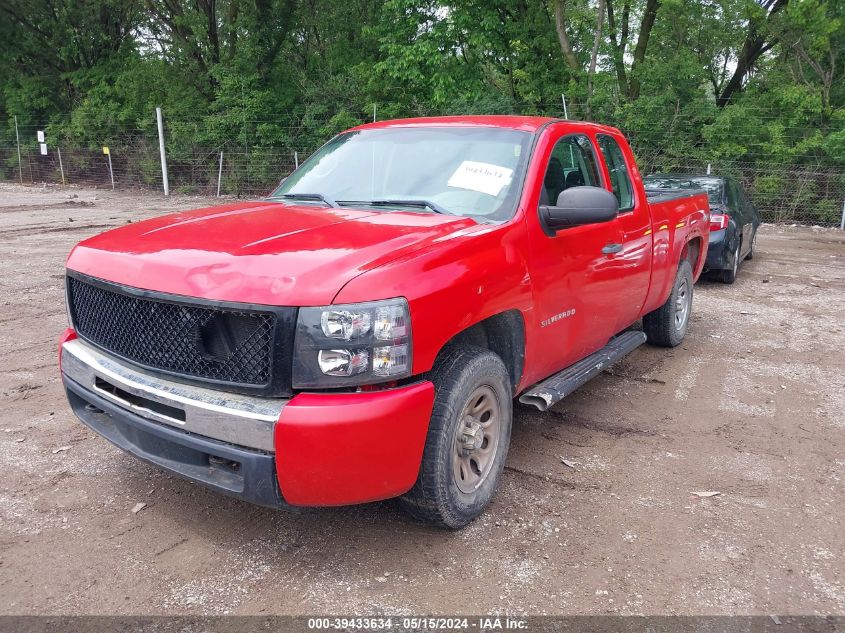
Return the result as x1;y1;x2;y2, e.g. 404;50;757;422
66;201;480;305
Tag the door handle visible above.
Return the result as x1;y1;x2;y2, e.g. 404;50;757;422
602;243;623;255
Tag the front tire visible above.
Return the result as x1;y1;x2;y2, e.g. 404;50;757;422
399;345;512;528
643;260;693;347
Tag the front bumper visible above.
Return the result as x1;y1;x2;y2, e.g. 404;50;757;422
61;333;435;508
64;374;287;507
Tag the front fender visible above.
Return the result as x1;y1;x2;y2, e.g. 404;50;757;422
332;221;533;377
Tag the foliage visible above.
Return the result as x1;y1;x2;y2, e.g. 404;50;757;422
0;0;842;210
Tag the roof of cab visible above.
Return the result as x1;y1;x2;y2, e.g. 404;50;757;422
349;115;620;135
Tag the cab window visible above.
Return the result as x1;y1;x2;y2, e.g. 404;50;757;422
541;135;602;206
736;186;748;219
726;179;740;210
597;135;634;211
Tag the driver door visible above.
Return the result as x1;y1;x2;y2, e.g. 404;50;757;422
527;130;624;379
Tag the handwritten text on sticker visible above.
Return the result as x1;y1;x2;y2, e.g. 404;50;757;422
447;161;514;197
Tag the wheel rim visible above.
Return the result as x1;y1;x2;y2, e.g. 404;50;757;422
452;385;501;494
674;278;690;332
733;244;740;274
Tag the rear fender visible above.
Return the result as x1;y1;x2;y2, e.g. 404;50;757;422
642;194;709;314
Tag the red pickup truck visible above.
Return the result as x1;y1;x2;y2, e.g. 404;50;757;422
60;116;709;527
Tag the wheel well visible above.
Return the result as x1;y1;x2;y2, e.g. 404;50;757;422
437;310;525;390
681;237;702;271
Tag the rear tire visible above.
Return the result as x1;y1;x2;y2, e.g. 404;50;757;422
720;241;740;284
745;230;756;261
643;260;693;348
399;345;512;528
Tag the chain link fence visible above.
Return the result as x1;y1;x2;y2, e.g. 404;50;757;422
0;140;298;199
2;115;843;227
633;154;845;227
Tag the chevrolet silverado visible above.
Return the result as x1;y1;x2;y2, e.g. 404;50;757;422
60;116;710;528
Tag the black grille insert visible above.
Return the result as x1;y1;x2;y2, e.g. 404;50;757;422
67;275;277;389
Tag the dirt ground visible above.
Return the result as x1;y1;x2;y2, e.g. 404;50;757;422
0;183;843;616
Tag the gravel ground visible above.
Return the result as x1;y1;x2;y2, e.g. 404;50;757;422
0;183;843;616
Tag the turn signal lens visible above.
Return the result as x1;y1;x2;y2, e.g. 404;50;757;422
372;344;409;377
374;305;408;340
317;349;369;376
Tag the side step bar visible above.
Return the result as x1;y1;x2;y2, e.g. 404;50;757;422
518;331;647;411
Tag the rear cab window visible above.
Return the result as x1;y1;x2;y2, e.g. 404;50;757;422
597;135;634;212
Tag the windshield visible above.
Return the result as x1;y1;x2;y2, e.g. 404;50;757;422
643;175;724;205
270;127;533;222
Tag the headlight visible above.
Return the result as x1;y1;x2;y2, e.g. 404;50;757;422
321;310;371;340
317;349;369;376
293;298;412;388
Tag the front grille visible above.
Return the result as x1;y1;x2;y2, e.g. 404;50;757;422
67;275;278;390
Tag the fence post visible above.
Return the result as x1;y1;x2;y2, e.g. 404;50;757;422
294;151;299;169
217;151;224;197
840;199;845;231
57;147;65;185
561;94;569;119
104;147;115;190
156;107;170;196
14;115;23;183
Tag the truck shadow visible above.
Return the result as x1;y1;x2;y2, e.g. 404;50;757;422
114;390;621;542
109;349;664;581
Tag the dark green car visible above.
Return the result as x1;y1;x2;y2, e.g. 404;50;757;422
644;174;761;284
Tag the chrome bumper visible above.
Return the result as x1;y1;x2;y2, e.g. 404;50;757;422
61;339;285;452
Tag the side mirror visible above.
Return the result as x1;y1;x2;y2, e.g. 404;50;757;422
539;186;619;235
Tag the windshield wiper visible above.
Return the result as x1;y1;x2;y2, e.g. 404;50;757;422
273;192;338;207
365;199;455;216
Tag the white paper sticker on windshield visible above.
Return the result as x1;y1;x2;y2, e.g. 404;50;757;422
447;161;514;197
